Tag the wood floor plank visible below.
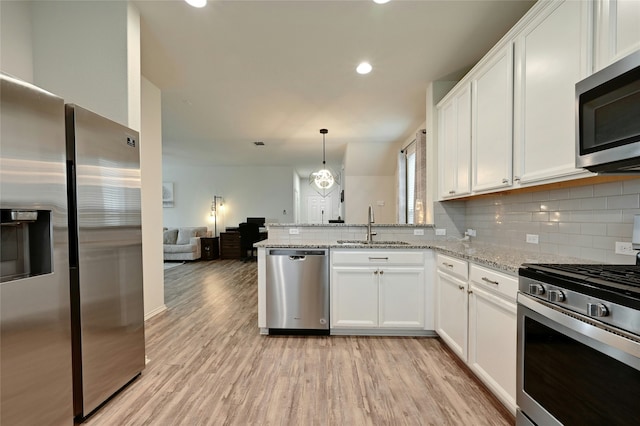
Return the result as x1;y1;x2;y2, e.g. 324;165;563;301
84;260;514;426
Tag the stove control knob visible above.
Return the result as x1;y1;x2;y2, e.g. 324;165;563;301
587;303;609;317
528;283;545;295
548;290;565;302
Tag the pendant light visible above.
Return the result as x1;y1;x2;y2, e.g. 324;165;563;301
309;128;339;197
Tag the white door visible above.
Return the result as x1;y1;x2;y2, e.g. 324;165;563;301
468;285;517;414
513;0;591;184
435;270;469;361
331;267;378;328
306;195;332;224
471;44;513;192
379;268;425;328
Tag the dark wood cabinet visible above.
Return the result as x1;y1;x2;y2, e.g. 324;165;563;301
200;237;219;260
220;232;241;259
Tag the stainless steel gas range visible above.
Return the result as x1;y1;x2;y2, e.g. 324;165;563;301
517;264;640;426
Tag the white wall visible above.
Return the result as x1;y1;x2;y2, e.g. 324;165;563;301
31;1;132;128
344;176;396;224
162;160;295;230
0;1;34;82
344;141;397;223
141;77;165;319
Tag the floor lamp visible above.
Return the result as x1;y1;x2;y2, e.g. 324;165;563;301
211;195;223;237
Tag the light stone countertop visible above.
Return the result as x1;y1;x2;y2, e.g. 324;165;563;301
255;239;597;275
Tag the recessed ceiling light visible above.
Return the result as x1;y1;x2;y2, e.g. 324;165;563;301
356;62;373;75
185;0;207;8
373;0;391;4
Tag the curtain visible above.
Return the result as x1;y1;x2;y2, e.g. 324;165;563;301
414;129;427;224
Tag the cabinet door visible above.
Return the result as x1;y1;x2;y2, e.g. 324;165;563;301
331;267;378;328
379;268;425;328
595;0;640;71
438;84;471;199
468;285;517;414
435;270;468;360
513;0;593;185
471;44;513;192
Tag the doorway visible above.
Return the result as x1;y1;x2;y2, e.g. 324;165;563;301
306;196;332;224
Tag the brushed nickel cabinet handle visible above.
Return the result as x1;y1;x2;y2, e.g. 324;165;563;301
481;277;499;285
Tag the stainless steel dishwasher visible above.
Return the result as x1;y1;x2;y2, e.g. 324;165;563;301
266;249;329;334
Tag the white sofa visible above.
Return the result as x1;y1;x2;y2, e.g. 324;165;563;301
163;227;208;261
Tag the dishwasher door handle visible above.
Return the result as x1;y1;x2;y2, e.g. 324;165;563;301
289;256;306;261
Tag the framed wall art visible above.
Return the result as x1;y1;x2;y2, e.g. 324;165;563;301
162;182;174;207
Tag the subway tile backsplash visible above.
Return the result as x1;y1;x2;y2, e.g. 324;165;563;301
441;179;640;264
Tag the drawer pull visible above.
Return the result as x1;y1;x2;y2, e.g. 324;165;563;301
442;262;454;268
458;285;465;290
369;257;389;260
481;277;499;285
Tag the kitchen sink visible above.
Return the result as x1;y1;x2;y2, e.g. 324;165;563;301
336;240;410;246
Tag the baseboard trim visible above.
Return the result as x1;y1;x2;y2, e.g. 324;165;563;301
144;304;167;321
330;329;438;337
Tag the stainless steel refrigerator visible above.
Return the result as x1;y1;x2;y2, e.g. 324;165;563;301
65;104;145;421
0;73;145;424
1;73;74;426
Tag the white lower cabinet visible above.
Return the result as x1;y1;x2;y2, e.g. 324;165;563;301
331;250;426;330
435;254;517;415
331;267;379;328
435;268;468;360
379;268;425;328
468;275;517;414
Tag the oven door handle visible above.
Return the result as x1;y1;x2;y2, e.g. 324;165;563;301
518;293;640;361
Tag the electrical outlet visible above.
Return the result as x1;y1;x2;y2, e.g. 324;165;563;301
526;234;539;244
615;241;637;255
435;228;446;236
414;229;425;236
466;229;476;237
289;228;299;235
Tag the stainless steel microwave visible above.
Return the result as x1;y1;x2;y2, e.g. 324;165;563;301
576;49;640;173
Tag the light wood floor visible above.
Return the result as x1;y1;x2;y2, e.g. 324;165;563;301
84;260;514;425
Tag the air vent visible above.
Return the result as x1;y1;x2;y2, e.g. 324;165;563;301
254;141;265;146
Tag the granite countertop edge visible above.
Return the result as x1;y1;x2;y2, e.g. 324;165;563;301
255;239;596;275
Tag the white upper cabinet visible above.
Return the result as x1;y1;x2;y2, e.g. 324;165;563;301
438;83;471;199
471;44;514;192
595;0;640;71
513;0;594;185
435;0;640;199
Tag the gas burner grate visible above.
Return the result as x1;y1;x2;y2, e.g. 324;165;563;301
525;264;640;296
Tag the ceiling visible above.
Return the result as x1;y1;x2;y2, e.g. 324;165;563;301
134;0;535;175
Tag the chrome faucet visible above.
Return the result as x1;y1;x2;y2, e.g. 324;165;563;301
366;205;377;243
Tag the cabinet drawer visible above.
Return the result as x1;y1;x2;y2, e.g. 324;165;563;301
469;264;517;302
332;250;424;266
436;254;468;280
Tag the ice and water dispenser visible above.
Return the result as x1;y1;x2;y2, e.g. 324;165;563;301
0;209;52;282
